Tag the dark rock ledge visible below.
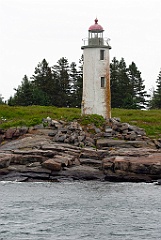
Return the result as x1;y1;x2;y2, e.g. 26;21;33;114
0;118;161;183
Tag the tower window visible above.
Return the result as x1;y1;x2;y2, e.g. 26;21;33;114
100;50;105;60
101;77;106;88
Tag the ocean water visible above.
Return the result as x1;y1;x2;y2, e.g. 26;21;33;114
0;180;161;240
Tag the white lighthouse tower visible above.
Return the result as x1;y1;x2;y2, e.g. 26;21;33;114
81;18;111;119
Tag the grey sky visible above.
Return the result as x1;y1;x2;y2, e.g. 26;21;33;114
0;0;161;100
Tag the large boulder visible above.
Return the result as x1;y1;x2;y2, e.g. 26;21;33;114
5;128;17;139
42;159;62;171
102;153;161;182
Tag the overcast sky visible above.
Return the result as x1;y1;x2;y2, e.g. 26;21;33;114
0;0;161;100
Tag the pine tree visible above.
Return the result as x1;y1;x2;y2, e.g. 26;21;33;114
76;56;83;107
110;57;120;108
8;75;33;106
150;69;161;108
31;59;53;105
52;57;70;107
69;56;83;107
69;61;78;107
8;75;50;106
110;57;149;109
110;57;131;108
7;55;149;109
128;62;148;109
118;58;132;108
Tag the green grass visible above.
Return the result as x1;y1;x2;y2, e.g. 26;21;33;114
112;108;161;138
0;105;81;128
0;105;161;138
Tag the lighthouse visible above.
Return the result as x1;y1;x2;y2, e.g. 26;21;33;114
81;18;111;119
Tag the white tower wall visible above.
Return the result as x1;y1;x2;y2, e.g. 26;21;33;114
82;47;110;118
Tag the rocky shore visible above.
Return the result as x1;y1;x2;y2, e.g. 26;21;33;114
0;117;161;182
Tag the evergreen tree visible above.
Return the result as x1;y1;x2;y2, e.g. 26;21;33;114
69;61;79;107
7;55;149;109
31;59;52;105
110;57;130;108
31;84;50;106
110;57;120;108
110;57;149;109
52;57;70;107
69;56;83;107
8;75;33;106
8;75;50;106
118;58;132;108
128;62;148;109
76;56;83;107
150;69;161;108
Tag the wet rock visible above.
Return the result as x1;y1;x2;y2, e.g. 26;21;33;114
102;153;161;182
59;165;104;180
104;172;152;182
21;172;50;180
0;171;29;182
7;164;51;173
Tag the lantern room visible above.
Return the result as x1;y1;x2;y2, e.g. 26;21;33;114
88;18;104;46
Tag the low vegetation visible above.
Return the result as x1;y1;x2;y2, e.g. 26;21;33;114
112;108;161;138
0;105;161;138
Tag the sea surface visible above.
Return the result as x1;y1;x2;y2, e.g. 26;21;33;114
0;180;161;240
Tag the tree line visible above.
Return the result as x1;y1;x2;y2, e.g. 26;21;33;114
8;57;83;108
1;56;160;109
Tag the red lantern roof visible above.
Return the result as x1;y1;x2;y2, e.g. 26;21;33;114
88;18;104;32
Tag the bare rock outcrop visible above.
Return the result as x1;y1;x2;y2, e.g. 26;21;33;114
0;117;161;182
